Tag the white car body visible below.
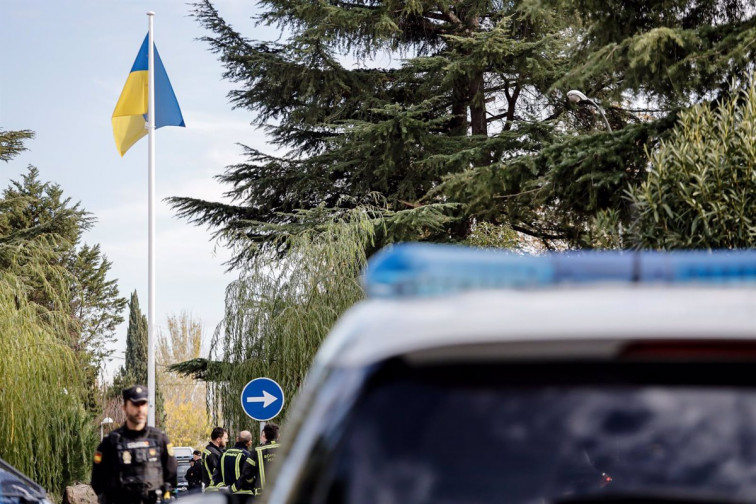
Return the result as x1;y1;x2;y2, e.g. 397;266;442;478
267;244;756;504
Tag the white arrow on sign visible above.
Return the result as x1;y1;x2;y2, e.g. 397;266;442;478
246;390;278;408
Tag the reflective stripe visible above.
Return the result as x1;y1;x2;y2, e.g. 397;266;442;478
254;442;279;493
220;453;226;483
244;458;256;487
219;448;250;492
256;447;266;489
234;452;241;483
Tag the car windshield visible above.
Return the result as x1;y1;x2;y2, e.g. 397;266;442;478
303;361;756;504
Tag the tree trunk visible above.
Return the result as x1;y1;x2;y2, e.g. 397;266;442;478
469;70;490;165
450;77;469;136
469;71;487;136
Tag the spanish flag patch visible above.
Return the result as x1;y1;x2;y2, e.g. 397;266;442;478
94;451;103;464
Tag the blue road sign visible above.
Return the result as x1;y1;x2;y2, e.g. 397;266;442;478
240;377;285;421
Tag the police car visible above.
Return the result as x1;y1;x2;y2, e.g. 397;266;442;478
0;457;51;504
265;243;756;504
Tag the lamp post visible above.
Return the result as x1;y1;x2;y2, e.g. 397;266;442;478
100;417;114;441
567;89;612;132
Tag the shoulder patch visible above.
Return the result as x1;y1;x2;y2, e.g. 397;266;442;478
167;443;174;456
94;451;103;464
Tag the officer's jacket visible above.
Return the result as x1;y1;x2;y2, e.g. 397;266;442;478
252;441;279;496
185;462;202;488
91;425;178;503
201;443;223;487
213;442;256;494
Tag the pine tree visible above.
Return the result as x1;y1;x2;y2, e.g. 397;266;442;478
171;0;756;252
439;0;756;246
169;0;576;263
0;128;34;162
69;244;127;375
0;132;95;495
0;166;126;410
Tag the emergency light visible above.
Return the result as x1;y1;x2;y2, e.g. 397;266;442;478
364;243;756;298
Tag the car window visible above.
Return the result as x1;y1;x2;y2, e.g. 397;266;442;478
177;462;191;484
296;361;756;504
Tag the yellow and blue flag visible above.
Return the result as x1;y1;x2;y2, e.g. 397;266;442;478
112;34;185;156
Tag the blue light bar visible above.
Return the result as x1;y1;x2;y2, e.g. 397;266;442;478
363;243;756;298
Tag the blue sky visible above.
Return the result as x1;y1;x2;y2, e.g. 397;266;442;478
1;1;277;378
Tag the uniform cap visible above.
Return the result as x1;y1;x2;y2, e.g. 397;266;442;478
123;385;149;404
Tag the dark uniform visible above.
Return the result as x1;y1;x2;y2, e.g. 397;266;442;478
251;441;279;497
92;385;178;504
92;425;178;504
212;442;255;495
201;443;223;490
185;460;202;493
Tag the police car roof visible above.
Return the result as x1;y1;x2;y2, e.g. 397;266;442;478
314;244;756;368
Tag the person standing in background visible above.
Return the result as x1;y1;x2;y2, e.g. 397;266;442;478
185;451;203;494
201;427;228;492
251;423;280;497
91;385;178;504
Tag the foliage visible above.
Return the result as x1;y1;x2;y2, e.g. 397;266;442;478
112;291;165;426
465;222;521;249
0;129;34;162
122;291;148;385
161;391;212;448
437;115;679;247
614;79;756;249
204;207;376;430
158;313;211;448
171;0;756;447
169;0;577;262
0;167;125;386
558;0;756;105
172;0;756;255
0;142;122;492
0;272;94;494
69;245;127;375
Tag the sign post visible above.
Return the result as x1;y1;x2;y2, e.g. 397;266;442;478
240;377;285;421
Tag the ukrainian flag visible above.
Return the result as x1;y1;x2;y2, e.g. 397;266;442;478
112;34;184;156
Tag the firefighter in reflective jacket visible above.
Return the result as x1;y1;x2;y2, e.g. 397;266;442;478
251;423;280;496
91;386;177;504
201;427;228;491
212;431;255;494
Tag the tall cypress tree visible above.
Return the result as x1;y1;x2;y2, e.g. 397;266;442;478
124;291;148;384
113;291;165;425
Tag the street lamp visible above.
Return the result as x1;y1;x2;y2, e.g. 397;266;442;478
100;417;114;441
567;89;612;132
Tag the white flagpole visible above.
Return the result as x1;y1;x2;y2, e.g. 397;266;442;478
146;11;157;428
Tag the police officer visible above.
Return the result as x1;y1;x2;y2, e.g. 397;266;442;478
201;427;228;491
212;431;256;495
250;423;280;497
92;385;177;504
184;452;203;494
